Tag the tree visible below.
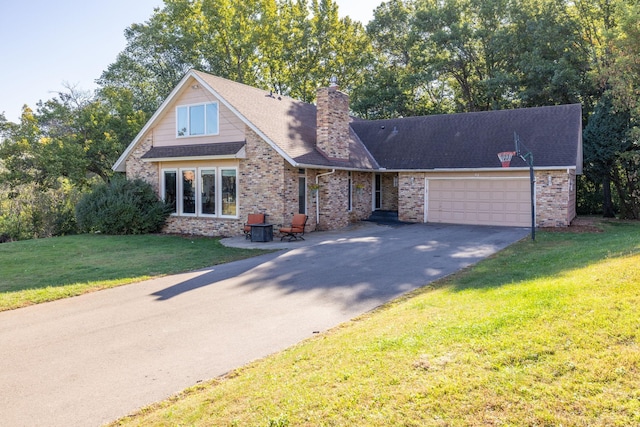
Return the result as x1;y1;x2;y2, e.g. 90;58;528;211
583;94;631;217
351;0;453;118
505;0;593;108
604;1;640;139
98;0;372;109
355;0;595;116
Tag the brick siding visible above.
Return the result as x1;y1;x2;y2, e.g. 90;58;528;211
536;170;576;227
316;86;349;160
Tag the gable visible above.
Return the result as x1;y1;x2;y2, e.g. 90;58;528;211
150;79;246;148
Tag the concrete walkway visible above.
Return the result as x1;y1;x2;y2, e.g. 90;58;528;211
0;223;529;426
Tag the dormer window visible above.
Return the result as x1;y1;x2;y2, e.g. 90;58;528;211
177;102;219;137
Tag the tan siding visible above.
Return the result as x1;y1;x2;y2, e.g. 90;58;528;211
152;80;245;147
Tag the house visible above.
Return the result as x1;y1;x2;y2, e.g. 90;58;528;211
113;69;583;236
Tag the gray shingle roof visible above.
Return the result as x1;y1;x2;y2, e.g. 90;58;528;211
141;141;245;159
115;70;582;173
193;71;379;170
350;104;583;170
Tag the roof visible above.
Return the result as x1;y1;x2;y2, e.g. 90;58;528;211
114;70;582;173
350;104;583;171
190;71;379;170
141;141;246;161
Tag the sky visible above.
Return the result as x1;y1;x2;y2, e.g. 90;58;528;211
0;0;380;123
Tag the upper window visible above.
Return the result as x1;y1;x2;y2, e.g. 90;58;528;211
177;102;219;137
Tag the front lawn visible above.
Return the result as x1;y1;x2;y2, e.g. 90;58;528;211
0;234;272;311
112;220;640;426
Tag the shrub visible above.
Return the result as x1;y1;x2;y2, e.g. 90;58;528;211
76;177;171;235
0;179;81;240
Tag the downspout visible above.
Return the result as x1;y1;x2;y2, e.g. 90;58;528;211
315;169;335;230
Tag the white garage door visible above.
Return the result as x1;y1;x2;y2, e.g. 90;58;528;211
426;178;531;227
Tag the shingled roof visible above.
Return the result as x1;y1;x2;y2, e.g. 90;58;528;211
141;141;246;160
114;70;582;173
191;71;379;170
350;104;583;171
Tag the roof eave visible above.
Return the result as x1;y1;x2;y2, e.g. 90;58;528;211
380;166;578;173
142;153;246;163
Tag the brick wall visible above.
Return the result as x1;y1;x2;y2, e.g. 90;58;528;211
398;172;425;222
125;135;158;192
316;86;350;160
536;170;575;227
239;128;287;231
350;172;373;222
313;169;350;231
380;173;399;211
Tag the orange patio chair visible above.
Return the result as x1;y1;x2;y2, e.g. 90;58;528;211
243;213;266;239
279;214;308;241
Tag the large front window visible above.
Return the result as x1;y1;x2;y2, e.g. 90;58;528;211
162;167;237;218
177;102;219;137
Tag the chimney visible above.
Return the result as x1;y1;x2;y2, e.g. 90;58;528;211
316;82;350;160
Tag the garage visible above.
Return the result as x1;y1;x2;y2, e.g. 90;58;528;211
425;176;531;227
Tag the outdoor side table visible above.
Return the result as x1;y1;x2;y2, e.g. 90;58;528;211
249;223;273;242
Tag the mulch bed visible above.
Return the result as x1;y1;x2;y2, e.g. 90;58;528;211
540;216;629;234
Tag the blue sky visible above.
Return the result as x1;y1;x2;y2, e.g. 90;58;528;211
0;0;378;123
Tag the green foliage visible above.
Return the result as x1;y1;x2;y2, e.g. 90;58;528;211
0;179;81;241
576;175;605;215
614;151;640;219
97;0;373;109
583;94;640;218
604;1;640;138
75;177;171;235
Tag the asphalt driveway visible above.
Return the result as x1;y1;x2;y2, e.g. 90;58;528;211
0;223;529;426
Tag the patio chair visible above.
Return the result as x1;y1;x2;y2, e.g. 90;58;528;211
243;213;266;239
279;214;308;241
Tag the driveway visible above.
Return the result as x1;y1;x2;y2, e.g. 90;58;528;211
0;223;529;426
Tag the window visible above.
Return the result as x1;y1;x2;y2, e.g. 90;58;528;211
221;169;237;217
200;169;216;215
177;102;219;137
298;169;306;214
163;170;177;214
347;171;352;212
162;167;237;218
182;169;196;215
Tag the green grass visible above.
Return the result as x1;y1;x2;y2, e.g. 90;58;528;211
111;221;640;426
0;234;272;311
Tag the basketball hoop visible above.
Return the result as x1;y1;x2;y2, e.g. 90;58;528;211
497;151;517;168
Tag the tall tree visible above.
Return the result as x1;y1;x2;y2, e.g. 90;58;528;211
583;94;631;217
98;0;372;109
351;0;453;118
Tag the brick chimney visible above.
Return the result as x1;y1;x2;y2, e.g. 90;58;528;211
316;83;350;160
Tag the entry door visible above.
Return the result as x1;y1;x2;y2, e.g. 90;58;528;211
374;174;382;210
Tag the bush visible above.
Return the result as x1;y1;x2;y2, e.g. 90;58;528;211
0;179;81;241
76;177;171;235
